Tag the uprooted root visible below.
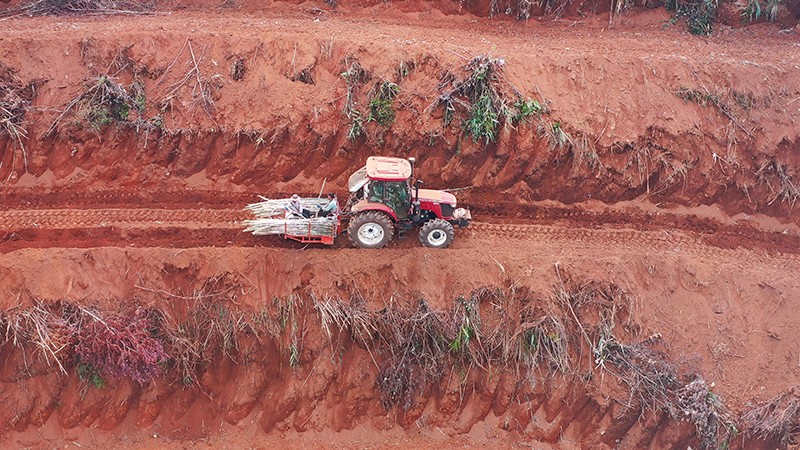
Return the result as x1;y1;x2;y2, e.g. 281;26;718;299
373;299;451;410
595;334;679;413
595;333;736;449
1;301;75;374
675;378;737;450
757;158;800;207
152;275;285;385
340;57;371;141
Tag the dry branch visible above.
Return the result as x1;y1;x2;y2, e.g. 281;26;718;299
744;388;800;445
46;75;147;135
0;64;42;173
159;40;224;121
0;0;155;18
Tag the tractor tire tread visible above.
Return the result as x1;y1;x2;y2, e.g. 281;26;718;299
347;211;394;249
418;218;455;248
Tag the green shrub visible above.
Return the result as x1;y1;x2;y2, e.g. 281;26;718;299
367;81;399;126
743;0;780;22
512;97;542;124
437;56;547;144
464;91;500;143
667;0;717;35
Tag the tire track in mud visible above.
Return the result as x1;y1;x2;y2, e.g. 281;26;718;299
1;207;799;264
466;222;800;268
0;208;245;229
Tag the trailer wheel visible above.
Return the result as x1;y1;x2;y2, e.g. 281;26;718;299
418;219;455;249
348;211;394;249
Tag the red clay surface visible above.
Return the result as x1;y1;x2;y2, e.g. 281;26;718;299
0;2;799;449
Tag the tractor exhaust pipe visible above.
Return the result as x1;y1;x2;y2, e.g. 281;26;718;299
408;157;422;222
413;179;423;223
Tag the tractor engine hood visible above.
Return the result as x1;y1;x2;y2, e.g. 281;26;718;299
415;189;457;206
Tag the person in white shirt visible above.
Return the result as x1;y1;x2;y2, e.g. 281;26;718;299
286;194;311;218
318;193;339;217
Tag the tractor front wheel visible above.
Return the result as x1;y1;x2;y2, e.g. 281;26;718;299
418;219;455;249
348;211;394;249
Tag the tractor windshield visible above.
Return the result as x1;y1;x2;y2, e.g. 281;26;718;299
384;181;410;219
348;166;368;192
367;181;384;202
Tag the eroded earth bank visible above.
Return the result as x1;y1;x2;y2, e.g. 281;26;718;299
1;1;799;448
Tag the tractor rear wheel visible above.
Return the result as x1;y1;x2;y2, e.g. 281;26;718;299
418;219;455;249
348;211;394;249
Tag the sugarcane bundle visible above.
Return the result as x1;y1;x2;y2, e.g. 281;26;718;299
245;197;329;218
243;217;337;236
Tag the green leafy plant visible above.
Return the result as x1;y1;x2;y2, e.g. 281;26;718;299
76;362;104;389
449;320;474;353
340;57;370;141
347;112;365;141
743;0;781;22
666;0;718;35
367;81;399;126
437;56;547;144
463;91;500;144
511;97;542;124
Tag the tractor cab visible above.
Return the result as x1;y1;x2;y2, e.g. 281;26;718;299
347;156;414;220
343;156;471;249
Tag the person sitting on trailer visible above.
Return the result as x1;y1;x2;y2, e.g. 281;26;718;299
286;194;311;218
318;192;339;218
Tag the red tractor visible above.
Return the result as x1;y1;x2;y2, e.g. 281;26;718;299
342;156;471;249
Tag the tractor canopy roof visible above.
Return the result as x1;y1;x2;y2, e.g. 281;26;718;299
348;156;412;192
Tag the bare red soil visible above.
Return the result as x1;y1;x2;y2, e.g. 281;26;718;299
0;2;799;449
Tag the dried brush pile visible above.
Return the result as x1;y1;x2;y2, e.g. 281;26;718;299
744;387;800;446
47;75;148;134
0;273;793;447
0;0;155;18
1;301;167;384
151;276;285;384
0;64;42;171
70;306;168;384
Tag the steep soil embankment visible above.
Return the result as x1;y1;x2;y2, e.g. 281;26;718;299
0;13;798;223
1;240;799;449
0;6;799;450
